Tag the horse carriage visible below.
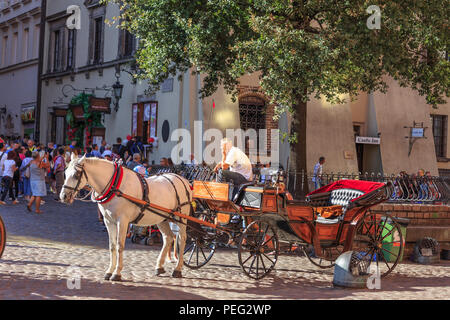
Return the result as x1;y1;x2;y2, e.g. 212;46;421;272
61;157;404;281
178;168;404;280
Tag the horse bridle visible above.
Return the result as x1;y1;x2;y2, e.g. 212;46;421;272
62;163;88;195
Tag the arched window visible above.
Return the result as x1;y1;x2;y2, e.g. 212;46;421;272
239;95;266;157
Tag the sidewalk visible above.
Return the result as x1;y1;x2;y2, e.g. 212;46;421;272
0;196;449;299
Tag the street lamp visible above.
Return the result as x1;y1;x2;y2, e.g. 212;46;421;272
112;72;124;112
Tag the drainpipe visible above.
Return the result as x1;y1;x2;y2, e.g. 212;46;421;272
35;0;47;142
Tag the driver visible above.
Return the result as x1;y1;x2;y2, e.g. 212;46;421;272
214;138;253;185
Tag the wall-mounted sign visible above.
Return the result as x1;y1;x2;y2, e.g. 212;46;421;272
70;104;85;121
21;105;35;123
411;128;424;138
355;136;380;145
88;96;111;114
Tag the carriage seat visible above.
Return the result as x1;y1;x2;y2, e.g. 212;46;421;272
233;182;258;204
329;189;364;207
312;189;365;222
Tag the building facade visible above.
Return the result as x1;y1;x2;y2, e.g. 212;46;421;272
38;0;449;176
0;0;41;140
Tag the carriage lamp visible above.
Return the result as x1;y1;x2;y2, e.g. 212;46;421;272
112;73;124;113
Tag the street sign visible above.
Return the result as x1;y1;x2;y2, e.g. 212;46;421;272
411;128;424;138
89;97;111;114
355;136;380;145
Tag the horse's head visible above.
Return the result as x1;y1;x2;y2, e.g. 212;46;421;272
60;153;88;204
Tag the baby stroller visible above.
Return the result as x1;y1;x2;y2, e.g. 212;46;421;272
129;225;162;245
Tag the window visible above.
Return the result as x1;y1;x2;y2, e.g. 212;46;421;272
93;17;103;63
22;27;29;61
132;102;158;141
12;32;18;64
432;115;448;158
67;29;75;69
53;30;61;71
1;36;7;67
239;96;266;155
33;24;39;59
119;29;135;58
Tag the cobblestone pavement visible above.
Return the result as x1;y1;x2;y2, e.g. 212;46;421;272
0;196;449;300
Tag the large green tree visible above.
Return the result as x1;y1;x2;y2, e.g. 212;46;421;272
108;0;449;198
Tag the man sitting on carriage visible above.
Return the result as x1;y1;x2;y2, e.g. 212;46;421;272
214;138;253;186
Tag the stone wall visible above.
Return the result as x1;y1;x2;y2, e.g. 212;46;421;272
368;204;450;258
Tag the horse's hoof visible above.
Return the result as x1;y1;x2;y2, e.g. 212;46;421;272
155;268;165;276
110;274;122;281
172;270;182;278
104;273;112;280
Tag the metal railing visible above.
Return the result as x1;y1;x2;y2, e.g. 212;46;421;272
144;164;449;204
285;171;449;204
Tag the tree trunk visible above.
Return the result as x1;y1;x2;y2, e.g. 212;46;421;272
288;95;308;200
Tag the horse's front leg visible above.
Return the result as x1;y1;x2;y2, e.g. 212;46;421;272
173;222;187;278
155;221;174;276
110;218;129;281
102;211;117;280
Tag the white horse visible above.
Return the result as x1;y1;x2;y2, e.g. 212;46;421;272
60;155;192;281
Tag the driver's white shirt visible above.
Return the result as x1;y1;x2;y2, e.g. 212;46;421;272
224;146;253;181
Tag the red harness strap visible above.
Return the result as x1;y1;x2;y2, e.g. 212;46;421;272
94;163;124;204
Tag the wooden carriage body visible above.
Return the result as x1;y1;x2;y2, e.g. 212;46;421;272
192;179;391;249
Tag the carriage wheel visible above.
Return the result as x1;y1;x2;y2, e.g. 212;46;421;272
302;244;344;269
238;220;279;280
0;216;5;259
353;212;403;277
182;235;216;269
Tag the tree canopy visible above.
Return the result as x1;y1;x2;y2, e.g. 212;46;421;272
107;0;449;195
108;0;449;109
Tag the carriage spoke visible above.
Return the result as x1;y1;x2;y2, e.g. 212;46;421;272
261;235;275;247
379;227;396;242
259;255;267;274
187;244;196;265
376;218;388;242
379;246;399;258
242;252;254;266
184;242;194;254
200;246;208;261
256;253;260;278
247;255;258;275
261;252;276;264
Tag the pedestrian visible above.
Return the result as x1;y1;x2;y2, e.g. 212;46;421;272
100;139;107;155
0;143;8;187
27;151;50;214
11;147;22;199
85;146;94;158
113;137;126;160
312;156;325;190
0;151;19;205
27;139;36;152
127;153;141;170
91;144;102;158
20;150;33;201
53;148;66;201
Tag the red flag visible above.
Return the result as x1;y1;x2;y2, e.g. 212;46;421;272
212;100;215;109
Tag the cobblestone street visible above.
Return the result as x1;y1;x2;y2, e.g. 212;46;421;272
0;196;449;300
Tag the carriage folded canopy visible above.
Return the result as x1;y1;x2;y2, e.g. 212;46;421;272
306;180;390;209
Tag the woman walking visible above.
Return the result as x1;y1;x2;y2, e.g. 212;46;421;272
20;150;33;201
0;151;19;205
27;151;50;214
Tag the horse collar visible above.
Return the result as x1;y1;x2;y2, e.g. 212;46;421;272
94;163;124;204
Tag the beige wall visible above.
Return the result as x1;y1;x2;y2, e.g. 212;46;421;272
373;78;440;175
307;96;359;173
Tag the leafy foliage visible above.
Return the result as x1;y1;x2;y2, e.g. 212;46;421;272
107;0;449;109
